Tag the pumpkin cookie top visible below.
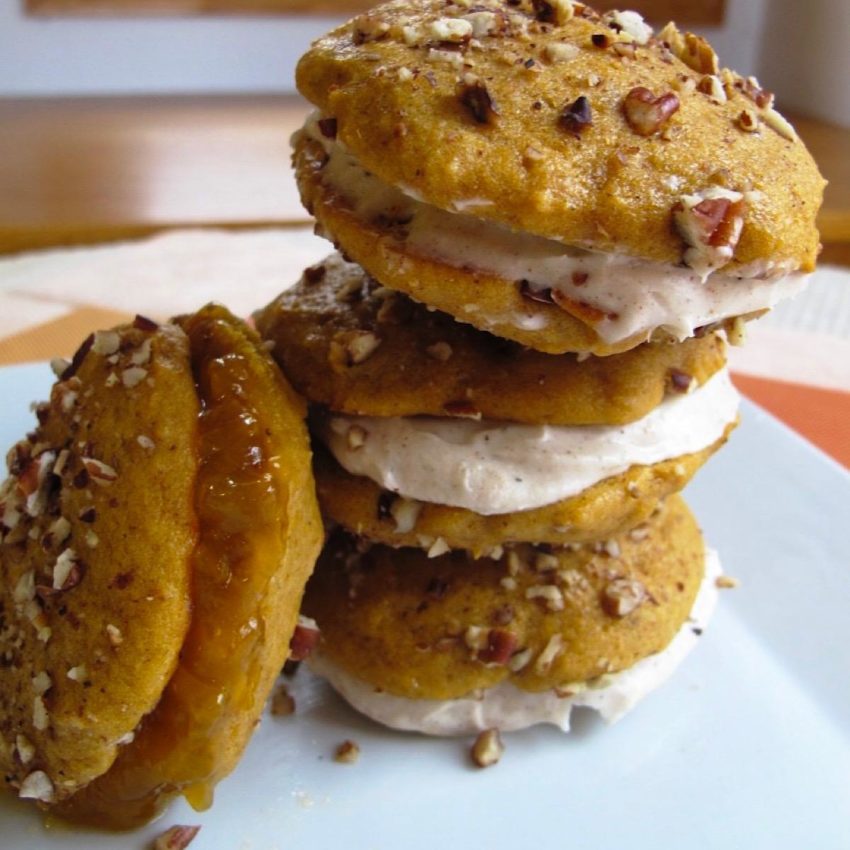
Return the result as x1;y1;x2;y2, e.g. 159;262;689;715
296;0;824;273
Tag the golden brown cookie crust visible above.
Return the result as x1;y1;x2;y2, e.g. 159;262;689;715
314;431;729;553
256;251;727;423
0;320;198;804
297;0;824;272
56;306;324;828
304;494;704;700
295;138;767;355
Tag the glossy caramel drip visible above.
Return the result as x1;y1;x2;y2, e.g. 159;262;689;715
56;310;298;829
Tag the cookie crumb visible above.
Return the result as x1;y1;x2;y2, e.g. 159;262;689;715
600;577;647;617
334;739;361;764
153;825;201;850
271;684;296;717
471;728;503;767
18;770;55;803
715;575;740;589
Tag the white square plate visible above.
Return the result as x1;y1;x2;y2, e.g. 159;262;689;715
1;363;848;850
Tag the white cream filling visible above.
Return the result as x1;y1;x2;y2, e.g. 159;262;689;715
300;115;809;345
310;547;722;736
323;368;739;515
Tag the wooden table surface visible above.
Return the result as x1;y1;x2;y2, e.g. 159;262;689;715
1;94;848;257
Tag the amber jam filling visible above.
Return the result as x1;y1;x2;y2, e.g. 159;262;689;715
57;312;291;829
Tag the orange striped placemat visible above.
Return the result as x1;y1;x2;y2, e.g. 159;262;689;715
732;373;850;469
0;306;134;366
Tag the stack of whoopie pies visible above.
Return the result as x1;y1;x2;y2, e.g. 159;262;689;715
0;0;825;830
256;0;823;737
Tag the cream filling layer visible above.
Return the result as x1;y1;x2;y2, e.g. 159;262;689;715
309;547;721;736
300;115;808;345
323;368;739;515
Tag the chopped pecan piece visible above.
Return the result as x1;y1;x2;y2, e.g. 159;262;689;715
390;496;421;533
133;314;159;331
303;263;327;285
622;87;680;136
352;12;389;44
428;17;472;43
459;80;499;125
762;108;796;141
61;333;94;381
550;291;610;324
715;575;741;589
658;22;718;74
330;330;381;367
736;108;759;132
559;96;592;137
18;770;55;803
443;399;482;419
271;684;296;716
544;42;579;62
153;825;201;850
603;9;653;44
317;117;338;138
518;280;555;304
697;74;727;102
477;628;518;665
471;728;504;768
51;547;83;591
91;330;121;357
673;188;746;276
534;634;565;675
334;739;361;764
600;577;647;617
427;537;450;558
681;32;718;73
462;10;506;38
289;616;320;661
82;456;118;485
526;584;565;611
531;0;575;25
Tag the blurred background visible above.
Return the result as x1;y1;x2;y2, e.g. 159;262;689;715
0;0;848;466
1;0;847;252
1;0;846;120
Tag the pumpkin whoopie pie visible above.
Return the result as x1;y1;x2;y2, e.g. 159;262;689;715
256;0;822;742
0;305;322;828
292;0;824;354
303;495;720;734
